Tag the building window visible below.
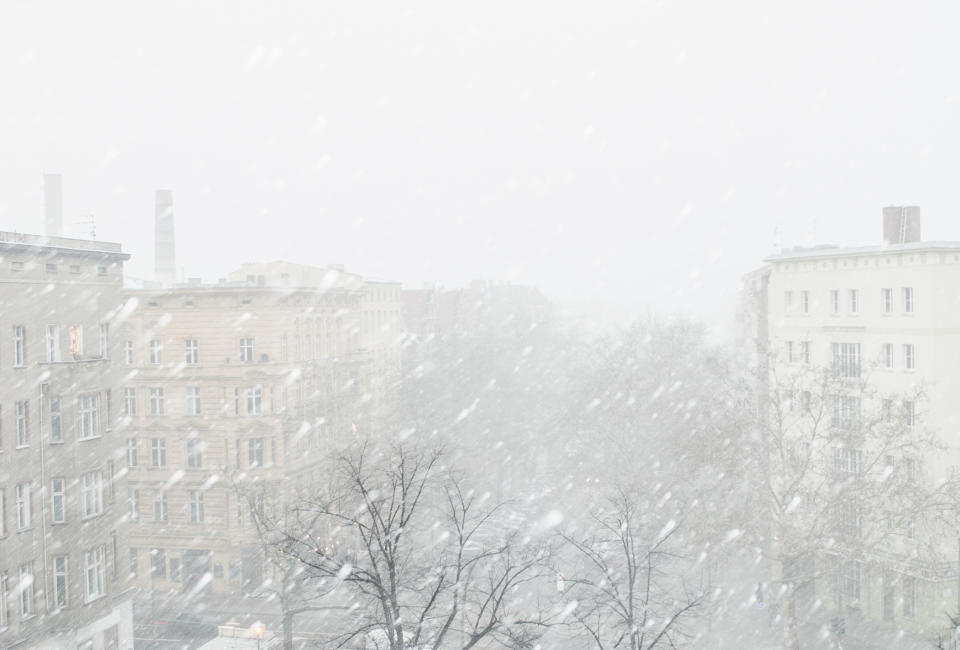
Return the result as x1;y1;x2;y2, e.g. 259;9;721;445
129;488;140;521
49;395;62;443
0;489;5;537
801;341;810;364
248;438;264;468
903;576;916;617
15;400;28;447
883;399;894;423
124;340;133;365
169;557;181;582
831;290;840;314
127;438;138;467
800;291;810;314
149;340;162;365
129;549;138;578
848;289;858;313
13;325;25;367
905;457;918;483
97;265;107;275
882;288;893;313
185;387;201;416
247;386;262;415
70;264;80;274
281;334;288;361
150;549;166;578
15;483;31;529
11;260;23;271
51;477;66;524
189;491;205;523
0;571;6;626
185;339;198;365
78;393;100;439
786;341;794;363
81;471;104;518
124;387;136;416
839;559;861;600
883;343;894;369
240;338;254;362
903;287;914;313
53;555;68;609
46;324;60;362
151;438;166;468
149;388;164;416
153;490;168;521
832;395;860;430
98;324;109;358
19;563;34;617
84;545;105;601
904;400;916;427
69;325;83;357
831;342;860;378
834;448;863;474
904;344;915;370
187;438;203;468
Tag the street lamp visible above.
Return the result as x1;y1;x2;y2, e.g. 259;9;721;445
252;622;266;650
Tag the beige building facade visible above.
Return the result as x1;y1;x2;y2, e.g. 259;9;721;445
0;232;134;649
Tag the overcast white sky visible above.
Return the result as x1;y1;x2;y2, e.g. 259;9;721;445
1;1;958;326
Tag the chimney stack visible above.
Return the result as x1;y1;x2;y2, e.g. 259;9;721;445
155;190;176;286
44;173;63;237
882;206;921;245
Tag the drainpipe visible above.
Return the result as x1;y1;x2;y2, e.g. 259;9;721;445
38;381;50;613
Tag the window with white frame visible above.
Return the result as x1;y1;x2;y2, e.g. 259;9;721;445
151;438;166;467
129;488;140;521
185;386;201;416
904;344;915;370
189;490;204;523
16;400;28;447
800;290;810;313
902;575;916;617
50;395;62;443
51;477;66;524
124;387;136;416
84;545;105;601
81;471;104;518
98;324;108;358
124;340;133;365
68;325;83;356
53;555;68;609
281;334;288;361
848;289;858;313
881;287;893;313
149;387;164;415
19;563;34;617
13;325;25;367
246;385;262;415
240;338;254;362
831;342;860;378
839;559;861;600
248;438;264;467
905;457;918;483
129;549;138;578
903;287;914;313
883;343;894;369
127;438;138;467
15;483;30;529
834;448;863;474
187;438;203;468
801;341;810;364
154;491;168;522
148;340;162;365
831;290;840;314
46;324;60;362
0;571;8;626
832;395;861;430
185;339;198;365
904;400;916;427
78;393;100;439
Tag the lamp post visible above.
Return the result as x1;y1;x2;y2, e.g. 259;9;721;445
252;622;266;650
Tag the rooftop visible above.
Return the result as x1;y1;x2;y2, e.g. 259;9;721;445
764;240;960;263
0;230;128;258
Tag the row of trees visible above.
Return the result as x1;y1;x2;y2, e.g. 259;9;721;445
241;310;960;648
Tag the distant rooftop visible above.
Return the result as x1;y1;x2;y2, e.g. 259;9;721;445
0;230;127;258
765;240;960;263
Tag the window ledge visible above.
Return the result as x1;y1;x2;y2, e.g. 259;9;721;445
78;436;103;442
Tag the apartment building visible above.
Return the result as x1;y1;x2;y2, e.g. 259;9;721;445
0;232;133;649
121;263;399;612
745;207;960;644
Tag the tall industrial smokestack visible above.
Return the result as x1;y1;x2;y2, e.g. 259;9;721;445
44;173;63;237
882;206;921;245
155;189;176;286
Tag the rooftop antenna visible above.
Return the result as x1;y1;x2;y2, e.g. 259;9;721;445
772;225;781;253
75;215;96;240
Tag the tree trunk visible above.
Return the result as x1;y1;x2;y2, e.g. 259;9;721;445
282;611;294;650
